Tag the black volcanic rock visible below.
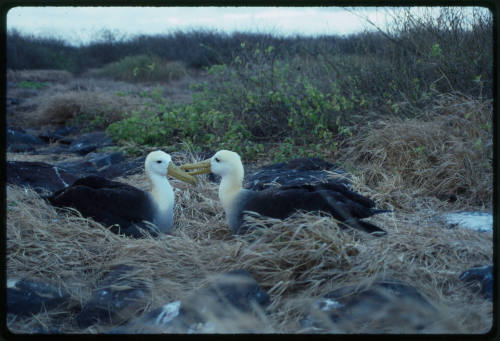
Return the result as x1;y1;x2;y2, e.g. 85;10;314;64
245;157;349;191
7;161;79;193
460;265;493;300
109;269;270;333
301;280;437;333
7;278;69;316
77;264;151;328
68;132;115;155
7;127;46;152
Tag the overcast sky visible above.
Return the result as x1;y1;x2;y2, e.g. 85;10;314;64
7;6;491;45
7;6;393;45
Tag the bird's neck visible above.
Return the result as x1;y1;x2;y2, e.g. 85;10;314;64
149;173;174;212
219;169;243;214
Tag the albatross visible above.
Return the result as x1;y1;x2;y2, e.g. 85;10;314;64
48;150;197;238
181;150;388;235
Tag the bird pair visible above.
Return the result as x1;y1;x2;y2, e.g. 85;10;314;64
49;150;388;238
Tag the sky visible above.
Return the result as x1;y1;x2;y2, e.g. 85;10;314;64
6;6;393;45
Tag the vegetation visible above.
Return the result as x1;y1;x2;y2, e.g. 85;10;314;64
16;80;48;89
7;8;492;161
6;7;493;334
91;54;188;82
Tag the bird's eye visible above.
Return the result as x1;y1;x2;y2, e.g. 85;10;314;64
215;157;220;163
156;160;162;164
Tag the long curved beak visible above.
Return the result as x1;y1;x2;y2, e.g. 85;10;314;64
180;159;211;176
168;163;198;185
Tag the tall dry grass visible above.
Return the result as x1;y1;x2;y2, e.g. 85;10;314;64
7;69;73;83
6;143;493;333
340;93;493;211
30;90;135;128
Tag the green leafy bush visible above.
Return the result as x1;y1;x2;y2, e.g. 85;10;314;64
17;81;47;89
93;54;187;82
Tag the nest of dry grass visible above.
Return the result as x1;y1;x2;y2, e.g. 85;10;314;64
6;146;493;333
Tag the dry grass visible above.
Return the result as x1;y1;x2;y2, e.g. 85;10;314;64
6;149;493;334
7;69;74;83
29;90;135;128
6;90;493;334
7;74;199;128
340;93;493;211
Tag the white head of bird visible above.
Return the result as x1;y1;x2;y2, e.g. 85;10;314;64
145;151;175;212
145;150;197;212
181;150;244;213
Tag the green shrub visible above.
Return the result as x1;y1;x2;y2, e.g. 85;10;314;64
94;54;187;82
103;8;492;160
17;81;47;89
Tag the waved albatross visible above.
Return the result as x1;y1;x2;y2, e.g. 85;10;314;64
48;150;197;238
181;150;388;235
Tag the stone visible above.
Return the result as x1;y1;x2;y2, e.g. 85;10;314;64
96;156;145;179
245;157;349;191
76;264;151;328
460;265;493;300
7;161;79;193
68;132;115;155
300;280;437;333
55;152;126;179
38;126;78;143
183;269;270;317
7;278;69;316
7;127;46;152
109;269;270;333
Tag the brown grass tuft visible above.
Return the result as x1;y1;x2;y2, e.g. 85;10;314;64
340;93;493;211
32;90;134;128
7;69;73;83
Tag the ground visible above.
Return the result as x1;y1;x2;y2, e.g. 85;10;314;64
5;70;493;334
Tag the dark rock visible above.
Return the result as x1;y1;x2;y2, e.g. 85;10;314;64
58;136;76;145
245;157;349;191
96;156;145;179
55;125;79;136
183;269;270;317
107;301;182;334
44;145;72;154
53;153;142;180
69;132;115;155
89;152;125;169
7;278;69;316
76;264;151;328
8;143;37;153
7;97;20;106
301;280;437;333
7;128;46;152
55;152;126;178
109;269;270;333
31;327;62;334
460;265;493;300
38;126;79;144
7;161;79;193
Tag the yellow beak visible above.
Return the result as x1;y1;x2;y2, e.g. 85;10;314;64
168;163;198;185
180;159;212;176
